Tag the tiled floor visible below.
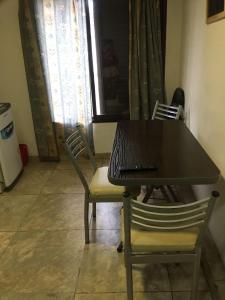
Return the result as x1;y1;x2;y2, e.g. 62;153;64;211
0;157;225;300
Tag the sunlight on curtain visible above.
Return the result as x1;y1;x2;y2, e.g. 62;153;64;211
35;0;92;149
19;0;59;160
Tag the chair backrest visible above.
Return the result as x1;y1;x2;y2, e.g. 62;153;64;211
123;192;218;250
152;100;182;120
65;124;97;194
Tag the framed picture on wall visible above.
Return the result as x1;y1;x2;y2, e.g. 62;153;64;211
207;0;225;24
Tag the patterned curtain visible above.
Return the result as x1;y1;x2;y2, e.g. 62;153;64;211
129;0;165;120
19;0;93;155
19;0;59;161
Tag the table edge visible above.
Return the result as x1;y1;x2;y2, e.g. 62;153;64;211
108;173;220;186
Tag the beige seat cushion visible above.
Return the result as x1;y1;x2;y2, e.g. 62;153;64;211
121;210;198;252
89;167;125;198
130;225;198;252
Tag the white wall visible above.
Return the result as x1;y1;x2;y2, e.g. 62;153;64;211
0;0;38;156
180;0;225;264
93;123;117;153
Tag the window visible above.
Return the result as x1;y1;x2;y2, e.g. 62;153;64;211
207;0;225;24
87;0;130;122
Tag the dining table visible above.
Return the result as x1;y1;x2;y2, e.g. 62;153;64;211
108;120;220;300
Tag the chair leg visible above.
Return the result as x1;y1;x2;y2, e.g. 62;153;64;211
143;185;154;203
125;262;133;300
191;248;202;300
84;195;90;244
166;185;179;202
117;241;123;253
160;185;172;201
92;200;96;218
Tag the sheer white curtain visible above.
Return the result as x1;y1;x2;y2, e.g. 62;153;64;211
35;0;93;150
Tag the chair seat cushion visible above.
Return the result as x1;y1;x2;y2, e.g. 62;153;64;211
121;210;198;252
130;225;198;252
89;167;125;198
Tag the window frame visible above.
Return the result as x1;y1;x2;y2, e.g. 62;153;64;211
85;0;167;123
207;0;225;24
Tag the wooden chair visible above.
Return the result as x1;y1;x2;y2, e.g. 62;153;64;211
152;100;183;120
65;124;125;244
122;191;219;300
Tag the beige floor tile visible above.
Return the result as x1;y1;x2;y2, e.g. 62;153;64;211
76;231;170;293
7;230;84;249
5;167;54;195
0;230;84;293
75;292;126;300
56;159;74;170
75;292;172;300
203;232;225;281
56;157;102;171
0;233;14;256
134;292;172;300
0;195;38;231
88;229;120;246
90;203;122;230
76;233;126;293
132;264;171;292
0;293;74;300
20;194;87;231
80;158;102;169
41;170;87;194
101;157;110;166
172;291;212;300
25;159;58;172
167;263;208;291
4;159;57;196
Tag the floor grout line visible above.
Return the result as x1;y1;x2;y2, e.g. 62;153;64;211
74;291;175;295
166;263;174;297
73;266;82;300
0;229;120;233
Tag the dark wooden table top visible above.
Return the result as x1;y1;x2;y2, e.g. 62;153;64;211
108;120;220;186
